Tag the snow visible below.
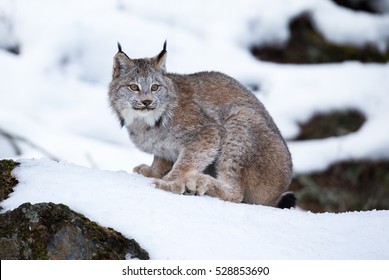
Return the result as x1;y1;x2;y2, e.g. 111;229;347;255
2;158;389;259
1;0;389;259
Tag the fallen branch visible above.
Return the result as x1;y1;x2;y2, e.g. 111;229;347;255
0;127;60;161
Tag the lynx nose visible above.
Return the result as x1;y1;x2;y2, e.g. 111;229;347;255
142;100;152;107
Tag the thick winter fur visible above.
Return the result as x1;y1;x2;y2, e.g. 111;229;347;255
108;42;295;208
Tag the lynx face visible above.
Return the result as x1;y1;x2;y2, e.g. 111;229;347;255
109;42;176;127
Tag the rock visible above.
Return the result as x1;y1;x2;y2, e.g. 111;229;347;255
293;109;366;141
0;202;149;260
291;160;389;213
0;160;149;259
251;13;389;64
0;159;20;208
331;0;389;14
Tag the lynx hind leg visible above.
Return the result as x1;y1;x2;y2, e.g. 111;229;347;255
185;108;263;203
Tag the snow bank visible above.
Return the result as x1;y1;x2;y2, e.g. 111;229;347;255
1;159;389;259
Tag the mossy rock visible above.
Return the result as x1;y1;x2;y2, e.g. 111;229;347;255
290;160;389;213
294;109;366;140
0;202;149;260
251;13;389;64
0;159;20;206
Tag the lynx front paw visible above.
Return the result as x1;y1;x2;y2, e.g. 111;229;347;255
133;164;162;179
153;179;186;194
185;174;243;203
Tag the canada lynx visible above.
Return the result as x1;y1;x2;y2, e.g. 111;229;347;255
108;42;295;208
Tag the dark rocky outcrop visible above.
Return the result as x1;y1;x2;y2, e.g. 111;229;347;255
0;159;20;209
290;110;389;213
332;0;389;14
251;13;389;64
291;160;389;213
0;159;149;260
293;109;366;141
0;202;149;260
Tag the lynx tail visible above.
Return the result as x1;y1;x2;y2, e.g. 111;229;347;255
277;192;297;209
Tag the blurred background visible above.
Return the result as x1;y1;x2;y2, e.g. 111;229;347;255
1;0;388;213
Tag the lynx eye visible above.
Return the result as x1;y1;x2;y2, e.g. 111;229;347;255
150;84;160;92
128;84;140;92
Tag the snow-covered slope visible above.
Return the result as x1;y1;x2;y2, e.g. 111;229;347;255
2;159;389;259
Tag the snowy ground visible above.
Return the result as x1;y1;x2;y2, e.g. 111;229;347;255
1;0;389;259
2;158;389;259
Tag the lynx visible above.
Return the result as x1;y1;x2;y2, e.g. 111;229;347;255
108;42;295;208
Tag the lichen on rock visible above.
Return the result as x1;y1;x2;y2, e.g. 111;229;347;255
0;202;149;260
0;159;20;208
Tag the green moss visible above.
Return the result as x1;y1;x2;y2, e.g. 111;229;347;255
1;201;149;260
30;240;49;260
0;160;20;204
66;209;149;259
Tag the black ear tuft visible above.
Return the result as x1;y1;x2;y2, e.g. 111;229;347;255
151;40;168;72
112;43;134;79
157;40;167;62
163;40;167;52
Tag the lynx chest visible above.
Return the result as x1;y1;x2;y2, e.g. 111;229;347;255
127;124;180;162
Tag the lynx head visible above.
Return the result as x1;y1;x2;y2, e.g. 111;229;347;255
108;41;176;127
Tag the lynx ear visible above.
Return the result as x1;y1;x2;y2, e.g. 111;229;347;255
112;42;134;79
151;40;167;73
